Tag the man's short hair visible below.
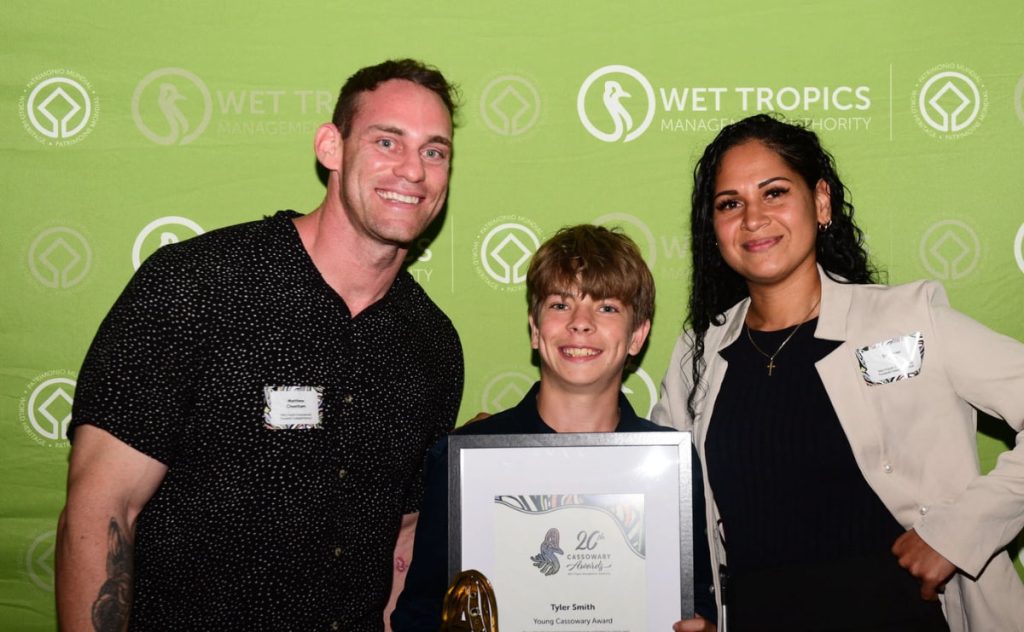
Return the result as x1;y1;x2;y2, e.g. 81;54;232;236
332;58;459;138
527;225;655;330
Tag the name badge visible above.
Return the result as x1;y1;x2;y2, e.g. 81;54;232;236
263;386;324;429
856;332;924;385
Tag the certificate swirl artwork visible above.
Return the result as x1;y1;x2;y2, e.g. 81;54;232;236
495;494;647;559
493;493;647;630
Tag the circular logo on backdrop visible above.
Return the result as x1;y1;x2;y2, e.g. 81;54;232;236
28;227;93;289
621;368;659;419
132;216;205;270
19;69;99;146
19;370;76;448
480;372;535;413
1015;74;1024;125
912;64;988;139
577;65;656;143
592;212;659;270
25;530;56;592
132;68;213;145
918;220;981;280
473;216;543;291
479;75;542;136
1015;223;1024;276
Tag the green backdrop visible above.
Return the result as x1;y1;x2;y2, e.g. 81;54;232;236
3;1;1023;628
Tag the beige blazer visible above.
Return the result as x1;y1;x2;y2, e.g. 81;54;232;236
652;267;1024;631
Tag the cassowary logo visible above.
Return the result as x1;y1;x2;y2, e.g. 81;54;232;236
132;68;212;145
577;65;655;143
155;83;190;145
530;528;564;576
602;81;633;141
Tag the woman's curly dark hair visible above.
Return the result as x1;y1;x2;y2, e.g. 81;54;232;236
685;114;876;418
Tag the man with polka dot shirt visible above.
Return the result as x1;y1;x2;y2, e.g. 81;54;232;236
57;59;465;631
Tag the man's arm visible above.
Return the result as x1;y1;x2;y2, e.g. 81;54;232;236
383;512;418;632
56;425;167;632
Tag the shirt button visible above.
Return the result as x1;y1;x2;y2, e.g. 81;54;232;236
338;468;347;480
883;463;893;473
333;546;343;558
919;506;929;515
331;622;339;631
343;393;353;404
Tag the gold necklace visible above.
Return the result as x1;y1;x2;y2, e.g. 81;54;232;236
744;297;821;376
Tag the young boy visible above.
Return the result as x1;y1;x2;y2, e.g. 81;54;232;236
391;225;716;631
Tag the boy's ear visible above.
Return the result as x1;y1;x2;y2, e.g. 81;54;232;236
627;319;652;356
528;314;540;350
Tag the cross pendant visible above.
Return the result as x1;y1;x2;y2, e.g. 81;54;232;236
766;358;776;376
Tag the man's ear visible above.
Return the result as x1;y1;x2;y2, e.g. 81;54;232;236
314;123;341;171
529;314;540;350
627;319;652;356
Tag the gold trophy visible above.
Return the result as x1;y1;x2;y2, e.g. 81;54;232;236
439;569;498;632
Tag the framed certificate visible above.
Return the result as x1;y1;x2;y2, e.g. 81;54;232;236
448;432;693;630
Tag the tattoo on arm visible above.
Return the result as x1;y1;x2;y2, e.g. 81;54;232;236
91;518;133;632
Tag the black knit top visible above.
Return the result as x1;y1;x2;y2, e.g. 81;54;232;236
704;319;905;575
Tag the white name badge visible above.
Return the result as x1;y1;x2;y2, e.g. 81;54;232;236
263;386;324;429
855;332;924;385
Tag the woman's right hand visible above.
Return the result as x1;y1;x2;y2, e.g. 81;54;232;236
673;614;716;632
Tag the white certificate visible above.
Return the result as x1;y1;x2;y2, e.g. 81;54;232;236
449;433;693;631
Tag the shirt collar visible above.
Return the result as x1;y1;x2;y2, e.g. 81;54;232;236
516;382;647;432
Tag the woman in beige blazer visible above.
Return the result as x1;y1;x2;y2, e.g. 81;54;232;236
654;114;1024;632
